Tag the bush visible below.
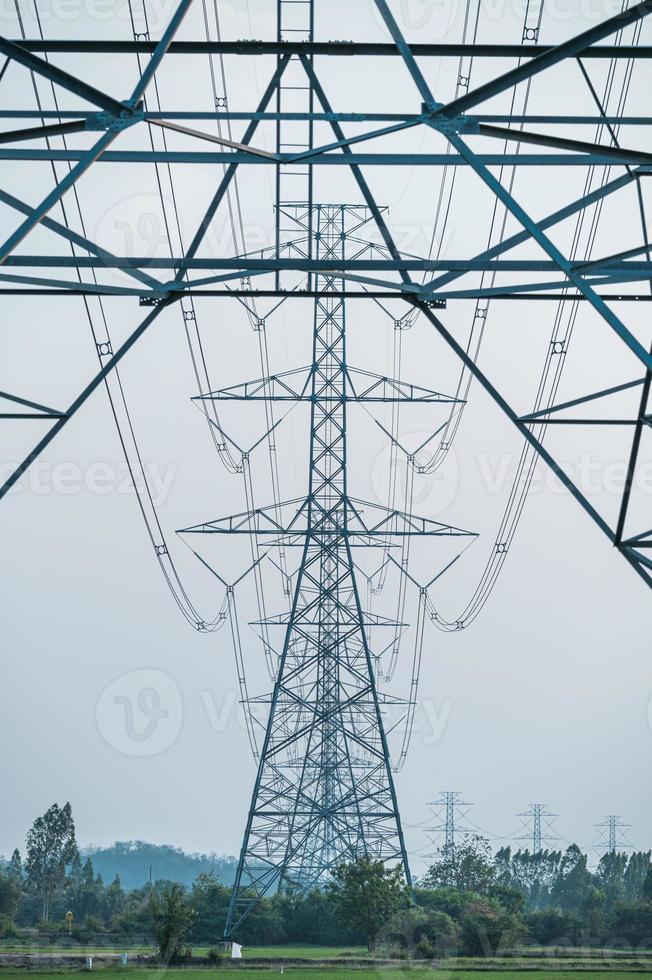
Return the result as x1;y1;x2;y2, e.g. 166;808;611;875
526;908;579;947
150;883;196;964
205;946;223;965
459;899;525;956
415;937;435;959
380;906;458;959
0;916;19;941
607;900;652;947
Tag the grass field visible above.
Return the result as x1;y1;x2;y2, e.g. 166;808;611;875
3;944;652;974
0;946;366;959
3;970;652;979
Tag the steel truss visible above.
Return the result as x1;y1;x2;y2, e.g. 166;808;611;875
1;0;651;934
192;204;474;935
2;0;649;577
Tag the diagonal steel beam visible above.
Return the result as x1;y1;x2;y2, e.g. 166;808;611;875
127;0;196;105
0;389;64;415
0;119;87;144
0;300;175;502
0;34;127;113
430;1;652;118
0;188;162;290
0;271;155;295
149;118;277;159
0;0;198;266
436;128;652;372
289;118;423;162
299;56;412;285
173;55;290;282
369;0;652;370
370;0;652;587
0;130;118;265
411;298;651;590
476;123;652;167
422;169;642;294
367;0;433;104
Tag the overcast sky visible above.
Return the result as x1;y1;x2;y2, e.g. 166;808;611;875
1;0;650;877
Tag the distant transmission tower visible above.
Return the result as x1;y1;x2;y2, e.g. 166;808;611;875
426;792;473;855
594;815;632;853
516;803;558;853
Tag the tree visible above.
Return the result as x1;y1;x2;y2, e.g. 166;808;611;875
278;888;353;946
381;906;459;959
0;872;20;920
551;845;593;912
503;850;562;910
582;886;605;938
642;867;652;901
150;883;196;963
422;836;495;894
189;872;229;943
525;908;579;947
327;857;408;952
104;875;126;924
595;851;628;908
623;852;651;901
25;802;78;922
608;899;652;946
458;898;525;956
8;850;22;882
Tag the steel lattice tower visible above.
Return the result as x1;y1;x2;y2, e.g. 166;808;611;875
517;803;559;854
426;791;472;855
222;204;409;935
595;815;631;853
184;199;472;935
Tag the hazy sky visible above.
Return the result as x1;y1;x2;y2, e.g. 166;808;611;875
1;0;650;879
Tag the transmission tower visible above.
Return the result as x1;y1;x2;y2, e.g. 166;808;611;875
426;792;473;855
182;203;473;936
594;815;632;853
516;804;559;854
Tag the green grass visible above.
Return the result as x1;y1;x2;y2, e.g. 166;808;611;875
0;948;154;956
0;946;365;960
241;948;366;959
3;970;652;979
3;946;652;975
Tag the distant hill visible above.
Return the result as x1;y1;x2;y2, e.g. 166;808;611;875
82;841;237;890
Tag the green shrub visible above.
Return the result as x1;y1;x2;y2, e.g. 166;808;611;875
206;946;223;965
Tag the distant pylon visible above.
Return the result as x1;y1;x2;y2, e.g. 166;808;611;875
426;791;472;855
516;803;558;853
594;815;631;854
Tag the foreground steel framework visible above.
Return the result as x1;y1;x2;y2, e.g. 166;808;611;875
1;0;651;937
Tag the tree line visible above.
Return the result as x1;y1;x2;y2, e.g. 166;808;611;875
3;804;652;957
